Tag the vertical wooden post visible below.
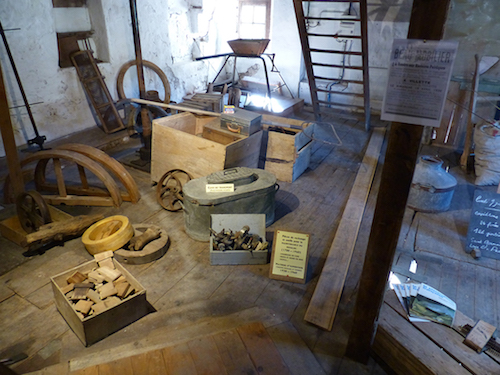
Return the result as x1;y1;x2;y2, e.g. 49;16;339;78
345;0;452;363
129;0;152;158
0;60;24;198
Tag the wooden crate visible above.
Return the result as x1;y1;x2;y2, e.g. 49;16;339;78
210;214;268;265
262;114;315;183
151;113;263;182
50;259;149;346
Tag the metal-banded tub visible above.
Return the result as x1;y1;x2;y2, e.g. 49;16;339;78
183;167;278;241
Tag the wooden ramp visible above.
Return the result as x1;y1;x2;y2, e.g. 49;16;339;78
67;322;290;375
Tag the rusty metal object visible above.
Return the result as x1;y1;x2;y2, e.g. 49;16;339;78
156;169;192;211
211;225;267;251
16;190;52;233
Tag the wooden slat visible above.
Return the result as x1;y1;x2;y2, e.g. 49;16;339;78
304;127;385;330
237;322;290;375
266;322;326;375
162;343;198;375
385;292;500;374
312;62;364;70
130;350;168;374
309;48;364;56
188;336;227;375
373;301;472;375
212;329;258;375
70;367;99;375
53;158;67;197
98;357;134;375
0;58;24;197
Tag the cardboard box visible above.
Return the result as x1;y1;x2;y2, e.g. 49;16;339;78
262;114;315;183
50;259;149;346
151;112;263;182
210;214;268;265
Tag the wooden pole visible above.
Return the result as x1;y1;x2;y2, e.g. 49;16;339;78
345;0;452;363
129;0;152;159
0;58;24;198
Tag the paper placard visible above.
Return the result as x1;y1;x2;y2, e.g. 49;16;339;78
269;230;310;284
206;184;234;193
381;39;458;127
466;189;500;260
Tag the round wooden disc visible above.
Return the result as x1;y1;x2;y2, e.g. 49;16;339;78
114;224;169;264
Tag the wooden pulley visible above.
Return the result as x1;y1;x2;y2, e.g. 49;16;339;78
156;169;192;211
16;190;52;233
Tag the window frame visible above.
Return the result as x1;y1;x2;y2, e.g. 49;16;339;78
238;0;272;39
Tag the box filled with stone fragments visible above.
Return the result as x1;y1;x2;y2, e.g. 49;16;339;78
50;251;149;346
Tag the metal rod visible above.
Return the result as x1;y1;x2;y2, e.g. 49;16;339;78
0;20;45;148
9;101;43;109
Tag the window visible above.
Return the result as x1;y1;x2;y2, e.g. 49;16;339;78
238;0;271;39
53;0;109;68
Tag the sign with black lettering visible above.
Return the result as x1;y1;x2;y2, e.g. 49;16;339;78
381;39;458;127
466;189;500;259
269;230;310;284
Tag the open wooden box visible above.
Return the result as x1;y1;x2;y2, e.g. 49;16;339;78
151;112;263;182
262;114;315;183
50;259;149;346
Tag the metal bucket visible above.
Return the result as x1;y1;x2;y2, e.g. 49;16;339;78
407;156;457;212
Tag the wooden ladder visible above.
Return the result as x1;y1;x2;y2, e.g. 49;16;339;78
71;50;125;134
293;0;370;131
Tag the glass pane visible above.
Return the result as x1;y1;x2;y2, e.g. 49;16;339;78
240;5;254;23
253;5;266;23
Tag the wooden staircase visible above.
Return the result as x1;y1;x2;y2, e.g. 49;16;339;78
293;0;371;131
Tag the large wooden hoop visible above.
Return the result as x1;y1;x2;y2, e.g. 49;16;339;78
116;60;171;104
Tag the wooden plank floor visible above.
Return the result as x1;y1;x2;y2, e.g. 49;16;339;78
68;322;288;375
0;108;389;375
3;108;497;374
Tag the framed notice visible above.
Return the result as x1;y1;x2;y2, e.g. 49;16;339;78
269;230;310;284
381;39;458;127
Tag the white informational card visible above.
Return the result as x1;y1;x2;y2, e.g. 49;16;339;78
381;39;459;127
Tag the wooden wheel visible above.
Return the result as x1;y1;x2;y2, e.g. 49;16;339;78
156;169;192;211
116;60;171;104
16;190;52;233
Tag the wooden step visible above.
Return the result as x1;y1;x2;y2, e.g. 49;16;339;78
314;88;364;97
309;48;364;56
312;62;364;70
314;76;364;85
67;321;325;375
304;16;361;22
307;32;362;39
317;99;366;109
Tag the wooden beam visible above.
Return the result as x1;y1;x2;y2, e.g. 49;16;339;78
345;0;452;363
304;127;386;330
0;58;24;198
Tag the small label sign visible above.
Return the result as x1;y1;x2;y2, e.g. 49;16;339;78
206;184;234;193
269;230;310;284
